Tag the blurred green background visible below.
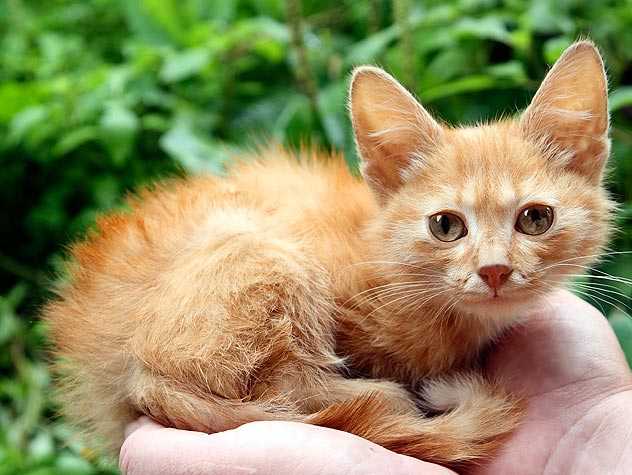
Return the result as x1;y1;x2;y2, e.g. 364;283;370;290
1;0;632;473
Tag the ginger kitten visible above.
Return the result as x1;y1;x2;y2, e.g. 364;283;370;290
44;41;613;466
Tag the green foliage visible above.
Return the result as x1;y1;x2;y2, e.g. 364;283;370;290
1;0;631;472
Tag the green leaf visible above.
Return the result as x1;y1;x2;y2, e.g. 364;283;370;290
160;119;230;174
7;106;49;145
610;312;632;367
0;285;27;346
345;26;398;67
205;0;238;23
55;454;95;475
453;17;512;44
526;0;574;35
28;431;55;464
99;102;140;164
543;36;573;64
52;127;99;156
421;75;498;102
0;82;47;124
610;87;632;112
160;48;211;83
122;0;188;45
272;94;312;141
316;82;348;150
485;61;528;83
421;49;470;86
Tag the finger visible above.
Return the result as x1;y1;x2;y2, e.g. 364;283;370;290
120;420;456;475
124;416;161;438
473;291;632;475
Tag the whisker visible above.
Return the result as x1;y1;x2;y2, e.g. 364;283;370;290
570;279;632;294
351;282;444;301
575;288;631;320
569;282;632;314
361;292;426;321
397;287;448;317
435;294;459;326
346;260;440;272
541;280;610;316
379;272;446;279
420;289;457;324
563;273;632;286
354;285;446;309
546;280;632;320
342;281;437;307
540;250;632;271
542;261;632;285
362;287;452;323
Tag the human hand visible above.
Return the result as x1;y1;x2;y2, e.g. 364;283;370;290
119;416;455;474
472;290;632;475
120;290;632;475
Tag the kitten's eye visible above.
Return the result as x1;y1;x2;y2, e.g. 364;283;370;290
429;213;467;242
515;205;554;235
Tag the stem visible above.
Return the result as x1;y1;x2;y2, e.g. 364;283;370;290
10;341;45;451
368;0;382;33
285;0;327;142
0;252;48;287
393;0;415;89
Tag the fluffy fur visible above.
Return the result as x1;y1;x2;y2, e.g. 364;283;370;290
44;41;614;466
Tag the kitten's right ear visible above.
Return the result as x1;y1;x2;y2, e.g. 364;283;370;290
350;66;443;200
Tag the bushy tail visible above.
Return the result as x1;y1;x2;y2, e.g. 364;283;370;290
304;375;523;466
134;372;521;466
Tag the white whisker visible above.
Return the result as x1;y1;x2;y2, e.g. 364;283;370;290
540;250;632;271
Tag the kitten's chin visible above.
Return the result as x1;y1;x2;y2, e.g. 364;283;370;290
455;291;542;320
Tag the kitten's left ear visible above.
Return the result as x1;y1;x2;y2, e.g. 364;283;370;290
350;66;443;200
521;41;609;183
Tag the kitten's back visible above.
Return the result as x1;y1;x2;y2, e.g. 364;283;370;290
43;149;373;450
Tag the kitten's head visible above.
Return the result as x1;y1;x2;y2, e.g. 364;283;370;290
351;41;614;318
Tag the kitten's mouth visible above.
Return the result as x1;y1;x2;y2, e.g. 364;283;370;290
487;294;510;303
473;295;507;303
462;289;519;304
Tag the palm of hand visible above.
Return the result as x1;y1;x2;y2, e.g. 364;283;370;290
473;290;632;475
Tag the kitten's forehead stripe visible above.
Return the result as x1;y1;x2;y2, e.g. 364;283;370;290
496;178;517;208
459;180;477;207
435;125;550;216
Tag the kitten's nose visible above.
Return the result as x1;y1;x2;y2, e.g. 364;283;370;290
478;264;513;291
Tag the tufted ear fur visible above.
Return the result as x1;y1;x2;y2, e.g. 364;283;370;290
349;66;443;200
520;41;609;183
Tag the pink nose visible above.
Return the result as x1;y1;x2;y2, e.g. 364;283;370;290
478;265;513;291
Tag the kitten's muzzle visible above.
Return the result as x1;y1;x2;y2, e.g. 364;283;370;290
478;264;513;295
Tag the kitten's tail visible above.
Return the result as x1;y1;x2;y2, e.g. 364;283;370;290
303;374;522;466
136;373;521;466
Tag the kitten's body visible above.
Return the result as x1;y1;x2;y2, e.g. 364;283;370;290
44;42;613;466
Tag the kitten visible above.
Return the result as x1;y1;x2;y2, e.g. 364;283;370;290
44;41;613;466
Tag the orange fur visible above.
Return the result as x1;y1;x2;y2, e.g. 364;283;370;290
44;41;613;466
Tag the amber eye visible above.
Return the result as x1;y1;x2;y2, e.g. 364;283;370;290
429;213;467;242
515;205;554;235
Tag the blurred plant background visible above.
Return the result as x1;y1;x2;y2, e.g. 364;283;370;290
1;0;632;473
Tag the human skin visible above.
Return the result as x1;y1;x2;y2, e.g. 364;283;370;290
119;291;632;475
